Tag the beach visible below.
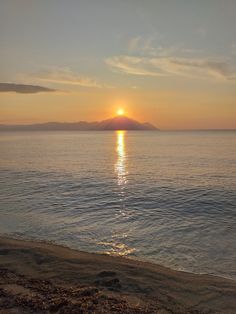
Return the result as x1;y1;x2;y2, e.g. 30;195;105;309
0;237;236;313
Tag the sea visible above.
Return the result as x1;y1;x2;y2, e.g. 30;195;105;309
0;131;235;280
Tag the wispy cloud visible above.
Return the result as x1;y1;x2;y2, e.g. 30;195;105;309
231;43;236;55
0;83;56;94
106;56;163;77
28;67;112;89
127;35;170;56
108;35;236;81
106;55;236;80
167;58;235;79
128;36;141;52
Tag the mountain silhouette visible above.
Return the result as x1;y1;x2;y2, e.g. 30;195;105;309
0;116;158;131
97;116;158;130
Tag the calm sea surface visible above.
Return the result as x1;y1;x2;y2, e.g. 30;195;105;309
0;131;235;279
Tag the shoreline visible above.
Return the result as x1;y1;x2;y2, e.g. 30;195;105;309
2;233;234;282
0;236;236;313
1;233;235;282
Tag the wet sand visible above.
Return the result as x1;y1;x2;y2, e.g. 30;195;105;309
0;237;236;313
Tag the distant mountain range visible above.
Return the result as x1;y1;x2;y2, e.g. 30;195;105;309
0;116;159;131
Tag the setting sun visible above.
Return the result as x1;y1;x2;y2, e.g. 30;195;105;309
117;109;124;116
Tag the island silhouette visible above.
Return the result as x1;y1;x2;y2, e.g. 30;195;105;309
0;116;158;131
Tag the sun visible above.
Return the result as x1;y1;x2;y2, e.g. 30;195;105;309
117;109;124;116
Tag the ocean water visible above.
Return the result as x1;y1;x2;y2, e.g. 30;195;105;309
0;131;235;279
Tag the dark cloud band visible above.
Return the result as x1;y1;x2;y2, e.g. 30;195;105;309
0;83;56;94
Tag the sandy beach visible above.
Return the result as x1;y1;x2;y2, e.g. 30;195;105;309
0;237;235;313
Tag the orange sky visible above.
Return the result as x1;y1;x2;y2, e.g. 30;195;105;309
1;86;235;129
1;1;236;129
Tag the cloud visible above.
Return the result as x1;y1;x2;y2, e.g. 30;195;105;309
127;35;169;56
108;35;236;81
168;58;235;79
30;67;111;89
128;36;141;52
106;55;236;80
0;83;56;94
106;56;163;76
231;43;236;55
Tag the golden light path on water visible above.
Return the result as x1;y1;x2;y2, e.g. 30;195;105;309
98;131;135;257
115;130;127;188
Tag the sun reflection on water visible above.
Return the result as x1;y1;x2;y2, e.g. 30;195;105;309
97;240;135;257
96;131;135;257
98;131;135;257
115;130;127;187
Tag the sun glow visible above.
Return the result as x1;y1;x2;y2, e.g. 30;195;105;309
117;109;124;116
